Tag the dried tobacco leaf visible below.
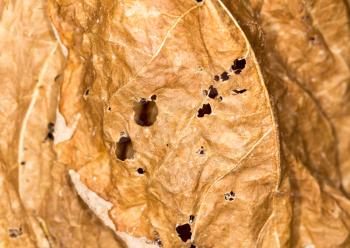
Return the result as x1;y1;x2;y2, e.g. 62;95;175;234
1;0;350;247
48;0;279;247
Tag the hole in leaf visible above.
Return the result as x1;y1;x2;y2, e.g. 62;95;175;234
176;223;192;242
224;191;236;201
116;134;134;161
197;146;205;155
233;89;247;94
197;103;212;118
137;168;145;174
189;215;195;223
220;71;229;81
208;85;218;99
46;122;55;141
133;98;158;126
231;58;246;71
151;94;157;101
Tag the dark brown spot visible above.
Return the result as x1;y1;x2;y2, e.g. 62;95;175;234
208;85;218;99
107;106;112;111
151;94;157;101
190;245;196;248
137;168;145;174
213;75;220;81
116;135;134;161
232;58;246;71
176;223;192;242
233;89;247;94
203;90;208;96
234;69;242;74
133;98;158;126
197;103;212;118
84;89;90;96
20;161;25;165
220;71;229;81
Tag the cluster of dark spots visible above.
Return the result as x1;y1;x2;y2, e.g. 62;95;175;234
231;58;246;74
115;134;134;161
8;227;22;238
133;98;158;126
224;191;236;201
232;89;247;94
220;71;230;81
176;223;192;242
45;122;55;141
151;94;157;101
137;168;145;174
197;103;212;118
189;215;195;224
208;85;218;99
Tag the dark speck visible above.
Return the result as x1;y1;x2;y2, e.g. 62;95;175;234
208;85;218;99
190;245;196;248
151;94;157;101
84;89;90;96
20;161;25;165
213;75;220;81
176;223;192;242
203;90;208;96
220;71;229;81
197;103;212;118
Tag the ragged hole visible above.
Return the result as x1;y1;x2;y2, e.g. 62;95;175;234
176;223;192;242
197;103;212;118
